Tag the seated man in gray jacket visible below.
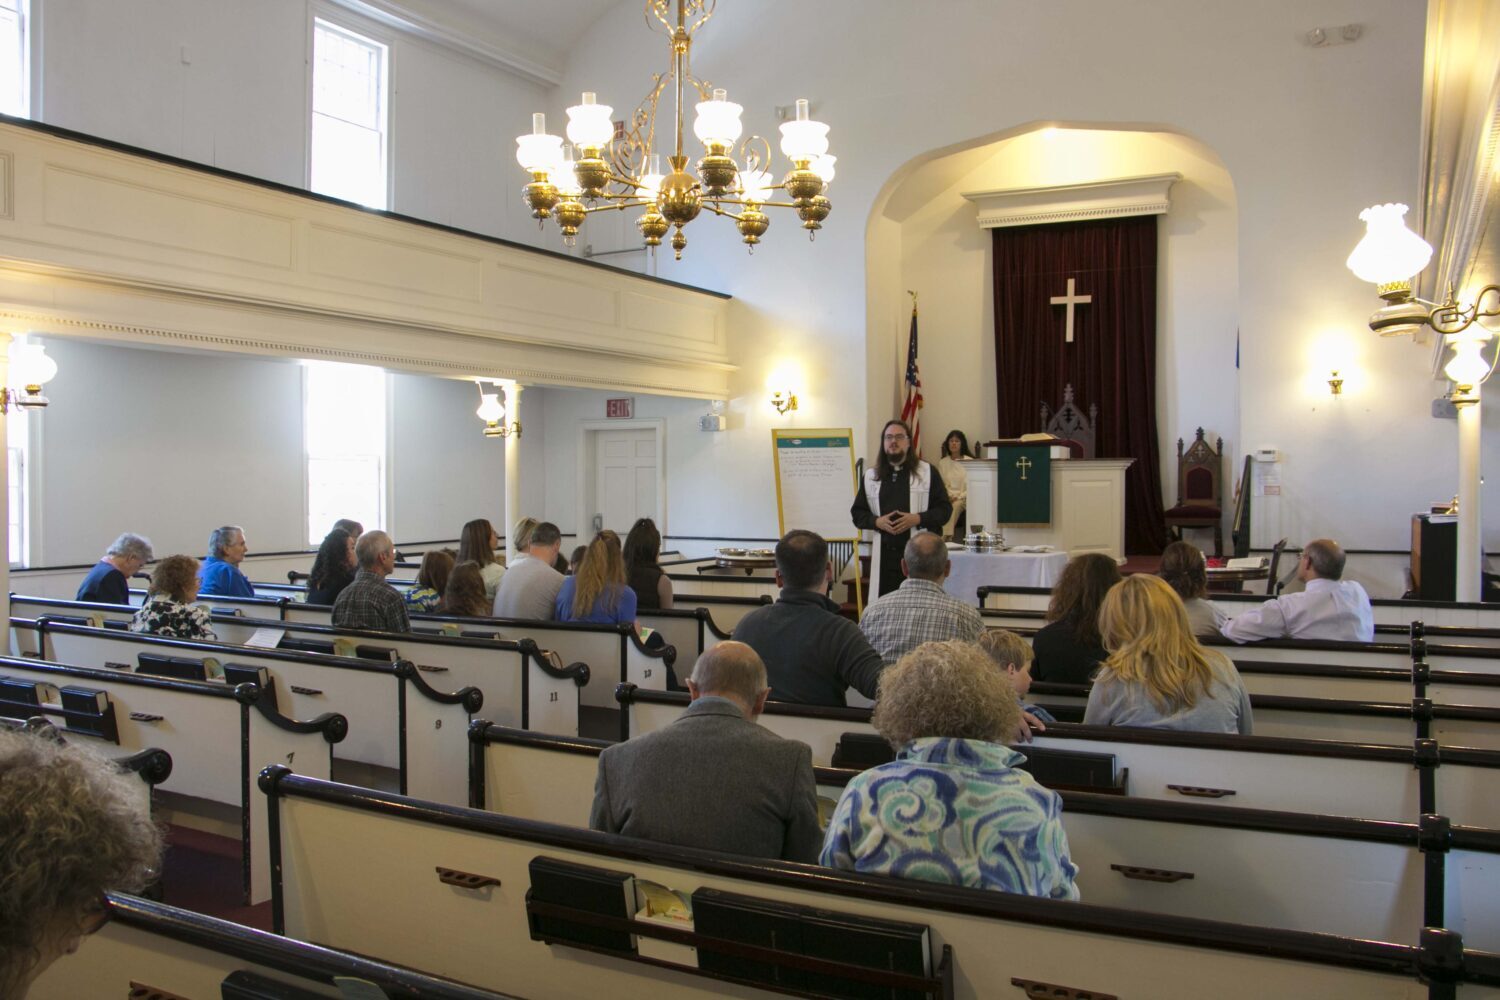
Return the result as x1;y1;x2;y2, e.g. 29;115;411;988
588;641;822;863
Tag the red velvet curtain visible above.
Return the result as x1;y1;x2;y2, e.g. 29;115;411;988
992;216;1167;554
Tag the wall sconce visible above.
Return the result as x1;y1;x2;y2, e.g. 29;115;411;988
770;389;798;415
1328;370;1344;396
1346;202;1499;400
475;381;520;438
1;342;58;411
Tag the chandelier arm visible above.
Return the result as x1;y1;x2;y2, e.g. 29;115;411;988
1431;285;1500;337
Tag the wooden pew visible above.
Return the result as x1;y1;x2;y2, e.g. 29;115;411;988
614;687;1500;827
206;615;588;737
0;714;173;822
251;603;674;710
29;893;525;1000
464;723;1500;948
980;583;1500;630
33;619;477;805
670;592;772;632
1027;682;1500;750
0;654;341;904
665;568;779;600
636;606;731;661
261;767;1500;999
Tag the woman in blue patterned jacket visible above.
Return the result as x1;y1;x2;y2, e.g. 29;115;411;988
820;640;1080;899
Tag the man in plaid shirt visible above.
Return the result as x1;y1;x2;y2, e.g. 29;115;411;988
859;532;982;664
332;530;410;634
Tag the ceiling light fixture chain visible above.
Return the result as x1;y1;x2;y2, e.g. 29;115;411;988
516;0;833;261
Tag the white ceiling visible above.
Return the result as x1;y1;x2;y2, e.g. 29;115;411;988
376;0;620;77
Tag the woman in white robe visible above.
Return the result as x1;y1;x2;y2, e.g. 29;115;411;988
937;429;972;540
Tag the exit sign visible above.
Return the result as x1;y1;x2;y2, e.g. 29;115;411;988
606;397;634;419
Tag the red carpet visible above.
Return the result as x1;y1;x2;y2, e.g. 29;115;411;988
159;824;273;931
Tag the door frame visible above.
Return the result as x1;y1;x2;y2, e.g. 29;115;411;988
576;418;667;538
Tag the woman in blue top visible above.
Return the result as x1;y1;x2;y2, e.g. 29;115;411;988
555;529;637;627
820;640;1079;899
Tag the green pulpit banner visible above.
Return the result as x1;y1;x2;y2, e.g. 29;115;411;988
995;444;1052;524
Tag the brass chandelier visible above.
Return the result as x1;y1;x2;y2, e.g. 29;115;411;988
515;0;835;261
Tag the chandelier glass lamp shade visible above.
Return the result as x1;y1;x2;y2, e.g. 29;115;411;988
515;0;834;260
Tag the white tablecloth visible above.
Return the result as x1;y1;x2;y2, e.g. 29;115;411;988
943;549;1070;605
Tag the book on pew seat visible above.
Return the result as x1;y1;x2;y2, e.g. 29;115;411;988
799;907;931;1000
634;878;696;966
691;887;804;989
1013;746;1121;792
526;856;636;955
831;732;896;770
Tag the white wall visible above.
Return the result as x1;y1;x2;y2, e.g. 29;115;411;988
25;340;559;567
557;0;1458;551
27;0;1496;556
32;338;306;565
37;0;556;248
877;127;1240;517
389;372;548;542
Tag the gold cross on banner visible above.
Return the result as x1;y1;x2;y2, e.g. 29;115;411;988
1016;456;1032;480
1050;277;1093;344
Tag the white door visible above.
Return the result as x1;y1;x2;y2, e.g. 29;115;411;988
593;429;659;534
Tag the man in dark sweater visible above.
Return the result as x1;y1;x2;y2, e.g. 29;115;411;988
732;530;885;707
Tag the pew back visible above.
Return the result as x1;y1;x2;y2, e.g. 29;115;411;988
29;894;524;1000
619;690;1500;826
0;655;338;903
207;615;585;737
465;726;1500;947
267;770;1495;1000
35;620;475;805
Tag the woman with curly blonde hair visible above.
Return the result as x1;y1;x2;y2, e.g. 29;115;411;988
1;728;163;997
1085;574;1253;735
819;640;1079;899
129;554;215;640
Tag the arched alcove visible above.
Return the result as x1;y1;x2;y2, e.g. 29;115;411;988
865;124;1240;511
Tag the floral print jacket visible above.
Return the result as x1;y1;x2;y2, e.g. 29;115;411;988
820;737;1079;899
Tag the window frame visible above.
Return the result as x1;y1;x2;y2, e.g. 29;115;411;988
305;4;394;211
0;0;33;120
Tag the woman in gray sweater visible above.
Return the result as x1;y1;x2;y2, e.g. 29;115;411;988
1083;574;1252;735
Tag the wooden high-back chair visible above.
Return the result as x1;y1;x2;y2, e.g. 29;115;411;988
1165;427;1224;555
1039;383;1098;459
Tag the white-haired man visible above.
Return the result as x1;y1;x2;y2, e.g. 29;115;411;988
332;530;409;633
76;533;153;604
588;641;821;863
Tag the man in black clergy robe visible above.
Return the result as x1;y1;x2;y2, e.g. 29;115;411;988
851;419;951;600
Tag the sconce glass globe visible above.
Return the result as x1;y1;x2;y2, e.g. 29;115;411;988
1346;203;1433;286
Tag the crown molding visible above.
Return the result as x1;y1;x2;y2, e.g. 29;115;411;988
322;0;562;87
962;172;1182;229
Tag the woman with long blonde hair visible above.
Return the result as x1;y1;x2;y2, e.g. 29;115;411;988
1083;574;1253;734
554;529;637;626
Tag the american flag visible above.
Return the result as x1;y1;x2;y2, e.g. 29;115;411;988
900;303;923;454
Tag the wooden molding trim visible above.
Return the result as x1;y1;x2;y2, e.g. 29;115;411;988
962;172;1182;229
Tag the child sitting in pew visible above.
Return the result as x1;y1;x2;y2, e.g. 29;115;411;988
978;629;1054;742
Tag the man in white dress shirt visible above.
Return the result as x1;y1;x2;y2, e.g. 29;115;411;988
1221;538;1374;643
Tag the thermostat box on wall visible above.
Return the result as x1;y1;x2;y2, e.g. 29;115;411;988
1254;448;1280;463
